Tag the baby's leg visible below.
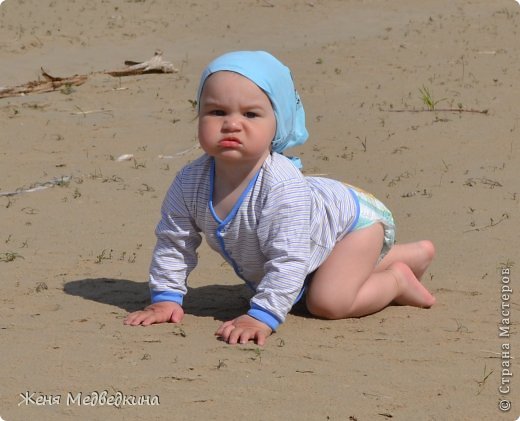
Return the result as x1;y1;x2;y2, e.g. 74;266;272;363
375;240;435;280
305;224;435;320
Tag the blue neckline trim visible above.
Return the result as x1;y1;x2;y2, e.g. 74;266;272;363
208;158;261;225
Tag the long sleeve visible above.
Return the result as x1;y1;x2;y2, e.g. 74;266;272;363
249;178;311;329
149;169;202;305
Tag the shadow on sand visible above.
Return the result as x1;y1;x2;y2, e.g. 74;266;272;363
63;278;253;321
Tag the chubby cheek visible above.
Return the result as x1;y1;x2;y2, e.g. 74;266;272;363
198;118;215;150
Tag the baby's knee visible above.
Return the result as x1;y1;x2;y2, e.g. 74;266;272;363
305;295;353;320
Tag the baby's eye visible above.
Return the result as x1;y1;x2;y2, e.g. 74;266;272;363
210;110;226;116
244;111;258;118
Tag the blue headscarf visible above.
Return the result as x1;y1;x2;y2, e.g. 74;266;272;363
196;51;308;168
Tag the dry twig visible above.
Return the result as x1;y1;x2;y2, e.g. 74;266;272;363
384;108;488;114
463;213;510;233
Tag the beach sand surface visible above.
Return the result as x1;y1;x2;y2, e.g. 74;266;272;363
1;1;518;420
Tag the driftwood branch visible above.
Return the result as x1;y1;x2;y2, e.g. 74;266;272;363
0;51;177;99
105;50;178;77
0;69;87;99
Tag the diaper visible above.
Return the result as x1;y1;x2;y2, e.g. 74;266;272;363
348;185;396;261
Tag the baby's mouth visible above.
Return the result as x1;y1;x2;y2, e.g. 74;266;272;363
218;137;242;148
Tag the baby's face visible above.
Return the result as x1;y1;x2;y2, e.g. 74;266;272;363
198;71;276;167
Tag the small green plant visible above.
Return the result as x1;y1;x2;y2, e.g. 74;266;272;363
419;86;445;111
132;158;146;169
60;83;74;95
499;259;514;269
240;347;262;361
95;249;113;264
475;364;494;395
35;282;48;292
216;359;227;369
356;136;367;152
453;319;469;333
138;183;155;194
0;252;24;262
172;326;187;337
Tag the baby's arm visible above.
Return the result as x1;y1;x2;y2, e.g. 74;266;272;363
126;168;201;326
124;301;184;326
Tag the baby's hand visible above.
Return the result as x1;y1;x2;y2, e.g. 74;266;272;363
215;314;272;345
124;301;184;326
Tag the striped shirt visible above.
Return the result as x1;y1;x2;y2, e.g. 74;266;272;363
149;152;359;330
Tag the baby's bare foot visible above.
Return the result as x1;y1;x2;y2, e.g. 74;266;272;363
411;240;436;280
390;261;436;308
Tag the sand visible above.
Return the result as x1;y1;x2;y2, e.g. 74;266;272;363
1;0;518;420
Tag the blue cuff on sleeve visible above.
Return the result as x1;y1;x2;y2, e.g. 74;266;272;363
247;304;282;331
151;290;184;305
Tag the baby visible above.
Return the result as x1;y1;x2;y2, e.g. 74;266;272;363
124;51;435;345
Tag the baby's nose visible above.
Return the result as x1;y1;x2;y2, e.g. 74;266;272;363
223;116;241;131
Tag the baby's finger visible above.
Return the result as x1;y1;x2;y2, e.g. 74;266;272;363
170;307;184;323
123;311;146;325
132;311;157;326
227;327;247;345
141;312;164;326
215;324;229;340
215;320;235;336
238;330;256;345
139;316;153;326
254;330;267;346
123;314;135;325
